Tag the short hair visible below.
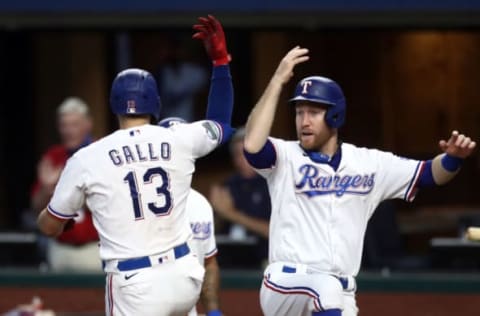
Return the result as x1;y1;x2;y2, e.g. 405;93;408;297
57;97;90;116
229;127;246;155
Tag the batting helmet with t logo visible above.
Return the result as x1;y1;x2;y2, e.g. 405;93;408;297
288;76;346;128
110;68;161;120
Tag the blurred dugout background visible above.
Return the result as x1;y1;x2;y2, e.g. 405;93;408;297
0;1;480;315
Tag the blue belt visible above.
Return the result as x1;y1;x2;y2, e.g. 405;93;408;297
116;243;190;271
282;265;350;290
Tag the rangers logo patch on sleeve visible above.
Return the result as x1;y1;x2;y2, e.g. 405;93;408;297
202;121;220;141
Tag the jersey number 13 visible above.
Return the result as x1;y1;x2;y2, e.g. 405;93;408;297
123;167;172;220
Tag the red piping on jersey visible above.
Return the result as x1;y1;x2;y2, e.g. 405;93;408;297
263;276;321;311
406;161;426;202
204;248;218;259
47;205;77;220
108;274;114;316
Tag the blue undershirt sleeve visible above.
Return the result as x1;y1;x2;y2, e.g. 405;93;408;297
205;65;233;125
417;154;464;188
214;122;235;145
417;160;435;187
243;140;276;169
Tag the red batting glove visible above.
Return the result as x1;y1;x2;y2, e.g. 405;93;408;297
192;14;231;66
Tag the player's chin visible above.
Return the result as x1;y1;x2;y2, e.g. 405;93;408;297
299;138;316;150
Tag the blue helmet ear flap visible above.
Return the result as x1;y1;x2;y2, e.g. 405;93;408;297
289;76;346;128
324;98;346;128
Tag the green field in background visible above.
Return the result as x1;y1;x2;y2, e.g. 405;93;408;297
1;269;480;293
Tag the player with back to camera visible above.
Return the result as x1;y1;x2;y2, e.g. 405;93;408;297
243;46;477;316
37;14;234;316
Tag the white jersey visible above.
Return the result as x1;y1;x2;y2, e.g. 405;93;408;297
48;121;222;261
255;138;424;277
185;189;218;316
186;188;217;265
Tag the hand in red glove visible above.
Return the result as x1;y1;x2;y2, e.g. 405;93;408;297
193;14;231;66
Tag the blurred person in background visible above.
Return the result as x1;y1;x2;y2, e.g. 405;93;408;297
30;97;101;272
155;35;209;122
209;127;271;268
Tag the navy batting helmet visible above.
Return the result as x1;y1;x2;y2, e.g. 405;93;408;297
110;68;161;120
289;76;346;128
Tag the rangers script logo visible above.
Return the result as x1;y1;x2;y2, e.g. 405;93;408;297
190;221;212;240
295;164;375;197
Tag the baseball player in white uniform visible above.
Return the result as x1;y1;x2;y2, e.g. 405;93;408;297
36;69;229;316
243;46;477;316
36;17;235;316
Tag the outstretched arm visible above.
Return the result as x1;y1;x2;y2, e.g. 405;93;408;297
244;46;309;153
431;130;476;184
417;130;476;188
193;15;233;128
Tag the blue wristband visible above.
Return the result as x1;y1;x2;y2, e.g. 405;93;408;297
207;310;223;316
441;154;463;172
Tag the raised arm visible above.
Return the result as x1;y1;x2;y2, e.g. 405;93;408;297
244;46;309;153
193;15;234;128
